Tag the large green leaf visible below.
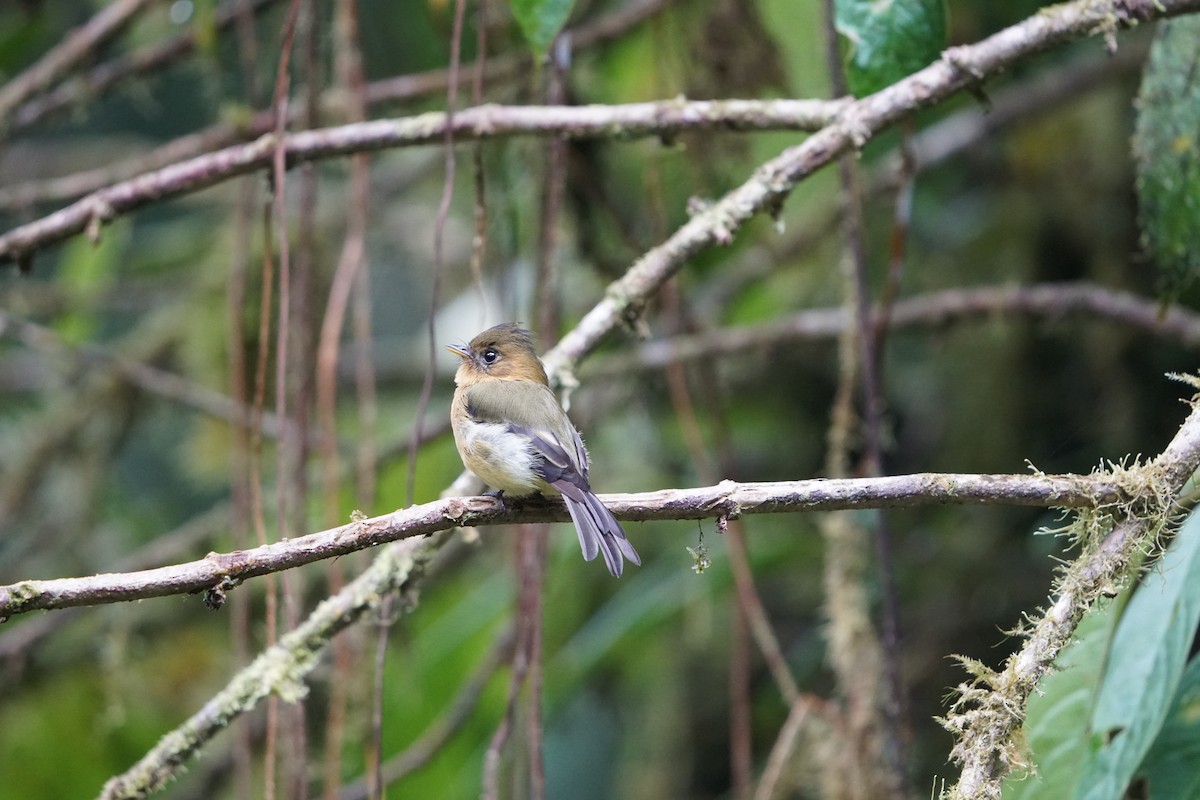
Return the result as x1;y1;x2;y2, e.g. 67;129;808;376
1001;595;1121;800
511;0;576;58
1073;511;1200;800
834;0;946;97
1136;654;1200;799
1133;16;1200;301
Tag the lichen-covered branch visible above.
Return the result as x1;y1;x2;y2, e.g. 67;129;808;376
0;471;1126;620
96;534;435;800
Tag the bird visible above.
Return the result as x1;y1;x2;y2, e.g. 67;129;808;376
447;323;641;577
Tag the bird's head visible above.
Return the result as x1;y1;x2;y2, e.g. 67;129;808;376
446;323;549;386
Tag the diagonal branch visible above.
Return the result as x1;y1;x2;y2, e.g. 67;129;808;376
945;392;1200;799
0;309;291;438
539;0;1197;379
96;534;435;800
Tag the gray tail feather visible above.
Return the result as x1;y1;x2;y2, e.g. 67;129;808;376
560;488;640;578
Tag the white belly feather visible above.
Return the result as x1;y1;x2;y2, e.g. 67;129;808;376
459;421;546;495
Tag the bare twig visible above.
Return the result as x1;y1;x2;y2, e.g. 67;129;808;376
752;698;819;800
0;309;291;438
484;538;539;800
339;625;517;800
319;0;371;794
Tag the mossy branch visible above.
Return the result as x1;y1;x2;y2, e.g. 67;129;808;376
942;388;1200;799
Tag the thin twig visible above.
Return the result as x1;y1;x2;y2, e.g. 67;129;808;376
319;0;371;794
591;281;1200;376
752;697;815;800
339;625;518;800
263;3;304;795
0;309;291;439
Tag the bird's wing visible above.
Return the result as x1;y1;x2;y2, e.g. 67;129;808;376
463;379;591;480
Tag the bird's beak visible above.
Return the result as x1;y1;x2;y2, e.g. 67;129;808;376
446;343;471;360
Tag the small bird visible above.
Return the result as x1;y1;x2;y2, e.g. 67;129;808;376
447;323;641;577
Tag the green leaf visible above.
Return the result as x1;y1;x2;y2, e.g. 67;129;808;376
1002;595;1122;800
511;0;576;58
1073;511;1200;800
1136;654;1200;799
1133;15;1200;302
834;0;946;97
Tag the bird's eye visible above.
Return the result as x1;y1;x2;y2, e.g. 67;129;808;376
482;348;499;364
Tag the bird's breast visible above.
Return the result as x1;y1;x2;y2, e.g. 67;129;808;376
453;418;547;496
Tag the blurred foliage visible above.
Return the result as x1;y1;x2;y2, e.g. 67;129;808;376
0;1;1197;799
1133;15;1200;302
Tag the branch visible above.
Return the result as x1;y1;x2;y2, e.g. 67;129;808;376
96;534;434;800
589;282;1200;376
0;98;844;269
0;472;1125;619
0;0;669;211
539;0;1196;379
945;389;1200;799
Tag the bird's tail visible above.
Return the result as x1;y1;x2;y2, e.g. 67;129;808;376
560;487;640;577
